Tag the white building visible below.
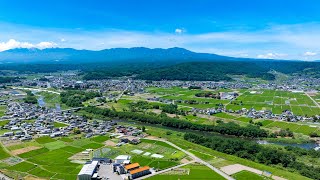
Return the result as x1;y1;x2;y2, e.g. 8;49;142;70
115;155;131;164
77;160;98;180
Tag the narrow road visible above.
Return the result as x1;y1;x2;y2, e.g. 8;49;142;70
143;138;234;180
305;92;320;108
116;79;131;101
11;87;60;95
135;161;195;180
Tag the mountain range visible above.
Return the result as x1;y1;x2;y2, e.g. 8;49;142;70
0;47;270;64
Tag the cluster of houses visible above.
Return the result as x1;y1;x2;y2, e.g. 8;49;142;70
114;125;143;146
191;105;319;122
0;101;118;140
78;156;152;180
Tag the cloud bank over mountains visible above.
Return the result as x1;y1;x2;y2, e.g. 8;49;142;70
0;23;320;60
0;39;57;52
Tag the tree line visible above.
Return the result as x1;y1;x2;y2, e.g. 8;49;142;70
83;106;269;138
61;90;101;107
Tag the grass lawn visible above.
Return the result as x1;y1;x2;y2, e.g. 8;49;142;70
53;122;68;128
90;135;110;143
147;164;225;180
0;129;10;136
6;141;42;151
28;167;56;178
232;170;267;180
0;105;7;117
81;142;104;149
0;120;10;126
59;137;74;142
7;161;36;172
0;144;11;160
35;136;57;144
213;113;237;119
148;161;179;170
44;141;67;150
265;121;319;136
18;148;49;158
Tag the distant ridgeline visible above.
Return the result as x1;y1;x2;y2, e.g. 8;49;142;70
0;47;319;81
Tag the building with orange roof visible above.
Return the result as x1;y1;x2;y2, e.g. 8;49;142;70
129;166;151;179
124;163;140;172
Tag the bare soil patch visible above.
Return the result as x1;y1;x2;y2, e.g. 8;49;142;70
105;140;116;147
11;146;41;155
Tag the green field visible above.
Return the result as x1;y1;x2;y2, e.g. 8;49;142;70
44;140;67;150
0;120;9;126
35;136;57;144
232;171;267;180
2;135;114;179
0;145;10;160
263;120;319;135
1;134;186;179
146;87;230;109
53;121;68;128
90;135;110;143
228;90;320;116
7;161;37;172
147;164;225;180
0;105;7;117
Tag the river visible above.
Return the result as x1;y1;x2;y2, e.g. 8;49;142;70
258;140;319;150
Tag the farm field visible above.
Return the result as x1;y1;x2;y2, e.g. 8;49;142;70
0;135;114;179
0;134;187;179
147;163;226;180
262;120;319;136
232;170;268;180
227;89;320;116
146;87;230;109
94;138;186;170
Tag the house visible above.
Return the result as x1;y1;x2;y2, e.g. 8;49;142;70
129;166;151;179
130;139;141;145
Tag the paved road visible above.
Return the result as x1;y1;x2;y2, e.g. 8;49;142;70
143;138;235;180
305;92;320;108
135;161;195;180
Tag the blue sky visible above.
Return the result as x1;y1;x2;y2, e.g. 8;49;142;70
0;0;320;60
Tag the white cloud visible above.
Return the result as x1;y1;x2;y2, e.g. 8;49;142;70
303;51;317;56
36;42;57;49
257;53;287;59
175;28;184;34
0;39;57;52
60;38;66;42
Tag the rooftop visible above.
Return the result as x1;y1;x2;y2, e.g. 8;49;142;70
78;161;98;175
115;155;131;160
129;166;150;175
124;163;140;170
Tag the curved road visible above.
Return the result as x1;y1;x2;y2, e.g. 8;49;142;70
143;138;234;180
